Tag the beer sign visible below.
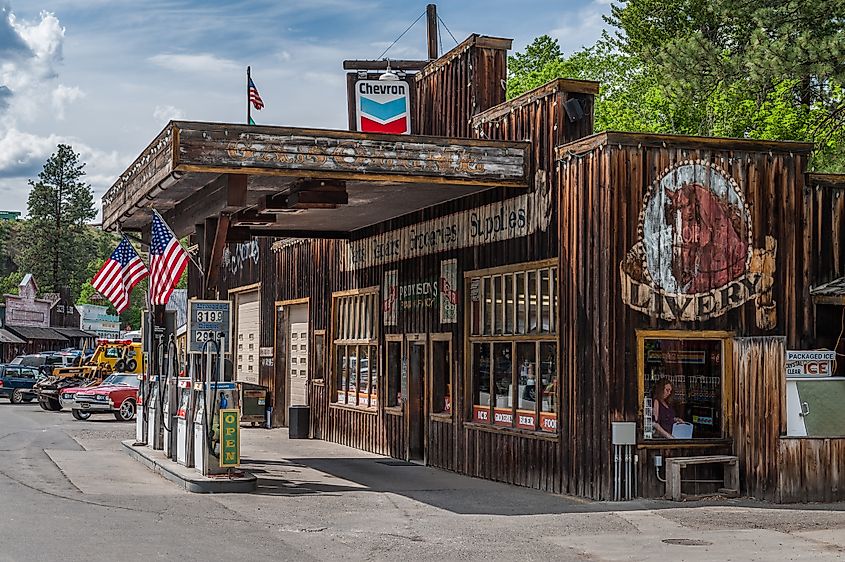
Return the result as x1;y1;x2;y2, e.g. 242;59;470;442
355;79;410;134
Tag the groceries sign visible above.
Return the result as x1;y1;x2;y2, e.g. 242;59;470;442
355;79;410;134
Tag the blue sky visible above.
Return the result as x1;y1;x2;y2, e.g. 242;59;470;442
0;0;614;218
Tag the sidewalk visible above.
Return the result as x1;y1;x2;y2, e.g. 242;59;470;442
199;427;845;561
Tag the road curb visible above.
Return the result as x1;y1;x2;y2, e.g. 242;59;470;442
121;440;257;493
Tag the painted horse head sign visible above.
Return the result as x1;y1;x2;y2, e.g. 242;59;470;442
620;160;777;328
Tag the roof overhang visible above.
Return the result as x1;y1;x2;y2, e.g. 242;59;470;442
102;121;531;238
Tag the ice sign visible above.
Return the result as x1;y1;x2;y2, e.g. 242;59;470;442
188;299;232;354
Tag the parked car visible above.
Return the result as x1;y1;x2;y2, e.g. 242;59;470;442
0;365;43;403
62;373;140;421
9;352;80;376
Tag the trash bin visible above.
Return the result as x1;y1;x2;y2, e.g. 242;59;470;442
288;405;310;439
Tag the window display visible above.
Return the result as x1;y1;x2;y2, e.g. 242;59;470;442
641;337;724;440
469;261;558;433
332;290;379;408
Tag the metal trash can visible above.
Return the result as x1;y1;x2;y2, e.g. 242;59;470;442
288;405;310;439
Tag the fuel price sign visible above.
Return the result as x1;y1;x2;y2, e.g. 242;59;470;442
188;300;232;354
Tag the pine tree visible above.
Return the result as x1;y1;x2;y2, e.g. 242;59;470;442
18;144;97;300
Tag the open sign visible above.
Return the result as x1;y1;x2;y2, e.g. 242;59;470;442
786;350;836;377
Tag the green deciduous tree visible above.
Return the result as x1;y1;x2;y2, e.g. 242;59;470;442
18;145;97;301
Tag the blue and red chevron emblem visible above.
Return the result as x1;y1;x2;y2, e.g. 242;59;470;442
355;79;411;134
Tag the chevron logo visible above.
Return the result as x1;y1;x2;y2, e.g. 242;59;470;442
355;79;411;135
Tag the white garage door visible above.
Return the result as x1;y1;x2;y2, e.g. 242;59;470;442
236;298;260;384
289;321;308;406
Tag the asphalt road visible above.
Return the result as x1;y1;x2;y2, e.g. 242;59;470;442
1;401;845;561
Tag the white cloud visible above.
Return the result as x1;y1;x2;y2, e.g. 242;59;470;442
153;104;185;124
148;53;240;74
9;9;64;63
548;1;613;54
52;84;85;119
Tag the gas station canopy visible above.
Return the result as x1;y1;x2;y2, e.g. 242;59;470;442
102;121;531;239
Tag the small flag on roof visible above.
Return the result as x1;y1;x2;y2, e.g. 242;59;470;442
248;77;264;110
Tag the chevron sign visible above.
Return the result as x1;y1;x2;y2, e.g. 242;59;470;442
355;79;410;134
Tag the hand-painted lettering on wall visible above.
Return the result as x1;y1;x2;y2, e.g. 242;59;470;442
223;241;260;277
620;160;777;328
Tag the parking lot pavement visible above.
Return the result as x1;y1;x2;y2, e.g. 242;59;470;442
3;404;845;561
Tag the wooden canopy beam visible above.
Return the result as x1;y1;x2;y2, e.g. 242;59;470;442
204;213;230;294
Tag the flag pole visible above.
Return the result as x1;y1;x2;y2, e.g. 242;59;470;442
247;66;251;125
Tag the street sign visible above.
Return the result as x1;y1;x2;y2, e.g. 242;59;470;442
219;408;240;468
355;79;410;134
187;300;231;354
786;350;836;377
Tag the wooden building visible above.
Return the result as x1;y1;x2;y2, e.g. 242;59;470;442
102;32;844;502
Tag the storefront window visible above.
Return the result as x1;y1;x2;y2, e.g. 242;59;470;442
386;339;402;407
431;339;451;414
313;332;325;381
332;289;379;408
469;261;558;433
641;336;724;440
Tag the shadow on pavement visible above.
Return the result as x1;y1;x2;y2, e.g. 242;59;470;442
239;454;845;516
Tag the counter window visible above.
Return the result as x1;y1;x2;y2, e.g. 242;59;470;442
332;289;379;408
639;334;727;440
468;261;558;433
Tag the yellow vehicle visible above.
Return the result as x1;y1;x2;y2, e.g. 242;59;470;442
35;340;144;411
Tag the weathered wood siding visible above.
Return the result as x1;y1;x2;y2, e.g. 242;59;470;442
778;438;845;503
732;336;785;501
556;133;814;499
414;35;511;138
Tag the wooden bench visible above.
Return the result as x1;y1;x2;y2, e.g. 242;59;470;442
665;455;739;501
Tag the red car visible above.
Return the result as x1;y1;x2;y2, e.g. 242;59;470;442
62;373;140;421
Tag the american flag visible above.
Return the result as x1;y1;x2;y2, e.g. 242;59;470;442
91;237;149;313
248;77;264;110
149;212;189;305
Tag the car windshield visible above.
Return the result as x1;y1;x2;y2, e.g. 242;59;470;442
102;374;139;388
10;357;22;365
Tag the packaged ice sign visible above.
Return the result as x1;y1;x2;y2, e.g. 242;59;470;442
355;80;410;135
786;350;836;377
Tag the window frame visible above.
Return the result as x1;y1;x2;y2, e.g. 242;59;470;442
465;259;559;435
384;334;404;413
636;329;734;446
429;333;453;421
330;287;380;411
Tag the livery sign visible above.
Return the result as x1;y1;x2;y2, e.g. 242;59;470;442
620;160;777;329
355;79;410;134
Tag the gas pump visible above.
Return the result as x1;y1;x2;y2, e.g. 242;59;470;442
162;336;180;460
175;373;193;466
147;374;163;449
135;371;147;444
193;338;240;475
